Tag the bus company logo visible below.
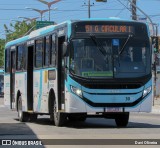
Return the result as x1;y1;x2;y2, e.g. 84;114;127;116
2;140;11;145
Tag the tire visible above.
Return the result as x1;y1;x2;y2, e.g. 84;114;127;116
115;112;129;127
53;100;67;126
49;94;54;122
29;114;38;122
18;96;29;122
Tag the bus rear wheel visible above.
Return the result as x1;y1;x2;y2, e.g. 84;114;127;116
53;100;67;126
115;112;129;127
18;96;29;122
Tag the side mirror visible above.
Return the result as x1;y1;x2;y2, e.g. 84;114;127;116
62;42;68;57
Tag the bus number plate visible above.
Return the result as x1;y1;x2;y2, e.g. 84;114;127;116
107;107;121;112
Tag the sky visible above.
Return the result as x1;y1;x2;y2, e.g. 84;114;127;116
0;0;160;38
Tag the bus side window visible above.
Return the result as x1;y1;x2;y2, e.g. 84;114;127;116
35;39;43;68
44;36;50;67
16;44;26;71
51;34;56;66
5;48;10;73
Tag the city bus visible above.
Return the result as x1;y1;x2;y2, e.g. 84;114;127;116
4;18;152;127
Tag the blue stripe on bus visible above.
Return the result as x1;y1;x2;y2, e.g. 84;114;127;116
40;26;55;36
5;35;29;48
38;70;43;111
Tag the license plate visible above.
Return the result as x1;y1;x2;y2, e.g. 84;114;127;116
107;107;121;112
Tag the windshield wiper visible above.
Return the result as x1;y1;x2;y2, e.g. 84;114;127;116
90;34;107;57
119;34;133;55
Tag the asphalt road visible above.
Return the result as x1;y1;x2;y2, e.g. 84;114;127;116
0;97;160;148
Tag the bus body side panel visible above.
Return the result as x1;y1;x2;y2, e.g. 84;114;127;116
4;74;10;108
15;72;27;111
41;70;49;113
33;70;41;112
33;68;58;113
65;76;87;113
47;69;58;112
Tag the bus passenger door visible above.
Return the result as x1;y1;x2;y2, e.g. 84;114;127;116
57;36;66;111
27;46;34;111
10;50;16;109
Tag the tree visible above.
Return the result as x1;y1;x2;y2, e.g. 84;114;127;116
0;39;5;67
4;20;36;42
0;21;36;67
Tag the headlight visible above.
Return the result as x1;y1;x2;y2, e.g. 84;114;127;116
142;86;151;98
70;86;82;98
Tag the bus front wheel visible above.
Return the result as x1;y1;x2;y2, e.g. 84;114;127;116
53;100;67;126
18;96;29;122
115;112;129;127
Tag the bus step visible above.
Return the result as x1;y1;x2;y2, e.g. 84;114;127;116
28;110;34;113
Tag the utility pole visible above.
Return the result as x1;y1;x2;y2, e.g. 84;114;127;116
26;7;49;21
128;0;154;35
37;0;59;21
131;0;137;20
83;0;94;18
88;0;91;18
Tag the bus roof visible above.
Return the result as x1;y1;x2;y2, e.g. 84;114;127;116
5;35;29;48
5;18;147;49
28;25;55;39
5;21;71;49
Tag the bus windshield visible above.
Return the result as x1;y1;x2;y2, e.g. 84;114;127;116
70;37;150;78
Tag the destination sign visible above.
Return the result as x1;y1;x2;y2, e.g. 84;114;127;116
76;24;134;34
85;25;134;33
